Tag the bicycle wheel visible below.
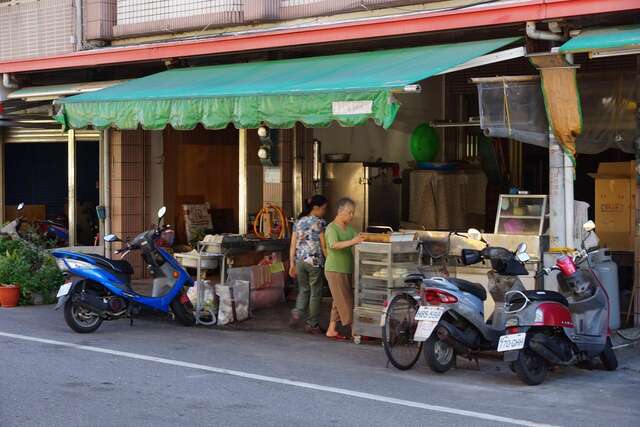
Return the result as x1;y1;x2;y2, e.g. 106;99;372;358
382;293;423;370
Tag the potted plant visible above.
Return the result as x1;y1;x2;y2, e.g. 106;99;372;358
0;250;29;308
0;237;64;306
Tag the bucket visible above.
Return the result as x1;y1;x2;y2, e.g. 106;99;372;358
0;285;21;307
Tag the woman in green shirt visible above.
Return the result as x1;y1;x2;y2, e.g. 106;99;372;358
324;198;364;339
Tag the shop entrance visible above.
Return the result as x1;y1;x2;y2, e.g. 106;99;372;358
162;125;245;244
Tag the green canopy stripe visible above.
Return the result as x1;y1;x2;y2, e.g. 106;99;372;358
559;24;640;53
55;36;520;130
56;90;400;130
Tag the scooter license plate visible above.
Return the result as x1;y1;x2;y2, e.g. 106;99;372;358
413;320;439;342
414;305;445;322
56;282;72;298
497;332;526;352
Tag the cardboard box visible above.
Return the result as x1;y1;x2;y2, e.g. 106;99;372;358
595;160;636;251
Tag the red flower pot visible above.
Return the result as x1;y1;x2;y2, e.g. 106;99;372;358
0;284;20;307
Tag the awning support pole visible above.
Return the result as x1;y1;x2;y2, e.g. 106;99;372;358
68;129;76;247
103;129;111;257
238;129;248;235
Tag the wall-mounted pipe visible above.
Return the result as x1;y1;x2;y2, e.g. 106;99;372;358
2;73;18;89
526;21;564;41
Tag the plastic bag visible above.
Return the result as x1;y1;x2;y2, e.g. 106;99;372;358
215;280;250;325
187;280;216;311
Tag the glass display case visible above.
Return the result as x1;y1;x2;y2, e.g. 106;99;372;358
494;194;548;235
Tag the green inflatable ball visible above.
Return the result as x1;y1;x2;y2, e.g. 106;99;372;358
410;123;440;162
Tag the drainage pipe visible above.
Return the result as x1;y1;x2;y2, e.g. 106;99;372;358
526;21;564;42
2;74;18;89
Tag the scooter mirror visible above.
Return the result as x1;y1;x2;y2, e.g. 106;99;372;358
467;228;482;242
516;242;527;254
583;220;596;233
17;202;24;211
103;234;121;243
157;206;167;220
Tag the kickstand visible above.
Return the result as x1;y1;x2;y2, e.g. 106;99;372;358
128;306;134;327
386;359;391;369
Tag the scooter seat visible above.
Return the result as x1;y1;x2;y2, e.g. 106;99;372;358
522;290;569;307
83;253;134;275
449;278;487;301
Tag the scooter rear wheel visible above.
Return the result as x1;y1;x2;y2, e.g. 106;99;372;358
64;298;103;333
382;293;423;370
171;292;196;326
511;349;547;386
424;333;456;373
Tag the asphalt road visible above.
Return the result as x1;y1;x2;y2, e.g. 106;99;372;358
1;305;639;427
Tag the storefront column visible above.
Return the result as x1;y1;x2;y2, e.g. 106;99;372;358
0;130;4;221
67;129;77;247
110;129;148;277
238;128;248;234
635;101;640;327
548;136;566;249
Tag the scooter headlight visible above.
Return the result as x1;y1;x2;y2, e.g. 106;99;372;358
64;259;99;271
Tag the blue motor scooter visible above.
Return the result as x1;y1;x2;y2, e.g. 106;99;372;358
53;207;195;333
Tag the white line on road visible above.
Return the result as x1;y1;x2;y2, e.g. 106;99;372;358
0;331;556;427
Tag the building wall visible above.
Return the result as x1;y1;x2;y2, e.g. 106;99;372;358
0;0;76;61
110;0;449;39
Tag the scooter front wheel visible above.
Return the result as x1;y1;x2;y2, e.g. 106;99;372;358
64;298;103;333
600;337;618;371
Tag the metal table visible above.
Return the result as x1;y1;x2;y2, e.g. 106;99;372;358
175;242;227;326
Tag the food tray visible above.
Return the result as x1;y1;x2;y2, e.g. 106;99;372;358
360;232;416;243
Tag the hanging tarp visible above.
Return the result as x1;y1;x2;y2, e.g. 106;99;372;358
559;24;640;56
54;37;520;131
475;76;549;147
529;54;583;162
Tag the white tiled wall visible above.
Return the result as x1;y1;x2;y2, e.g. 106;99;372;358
116;0;242;25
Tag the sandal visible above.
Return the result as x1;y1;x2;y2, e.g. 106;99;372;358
326;333;349;341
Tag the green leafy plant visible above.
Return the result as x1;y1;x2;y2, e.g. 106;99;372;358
0;237;64;305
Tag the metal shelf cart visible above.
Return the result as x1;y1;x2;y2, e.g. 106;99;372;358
352;241;420;343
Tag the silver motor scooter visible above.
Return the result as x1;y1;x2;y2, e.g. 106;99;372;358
498;221;618;385
383;229;530;373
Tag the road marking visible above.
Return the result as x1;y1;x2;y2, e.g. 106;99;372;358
0;331;556;427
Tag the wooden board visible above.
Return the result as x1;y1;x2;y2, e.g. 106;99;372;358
4;204;46;223
163;125;240;242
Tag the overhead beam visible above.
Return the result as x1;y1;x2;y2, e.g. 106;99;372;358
0;0;638;74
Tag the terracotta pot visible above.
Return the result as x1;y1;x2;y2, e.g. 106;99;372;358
0;284;20;307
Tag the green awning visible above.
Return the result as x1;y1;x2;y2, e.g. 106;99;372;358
559;24;640;55
55;37;519;131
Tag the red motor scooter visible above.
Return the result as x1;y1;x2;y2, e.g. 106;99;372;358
497;220;618;385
